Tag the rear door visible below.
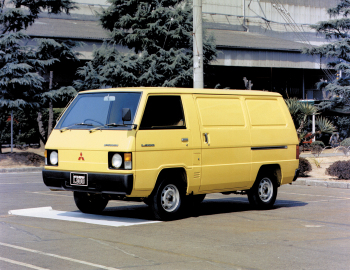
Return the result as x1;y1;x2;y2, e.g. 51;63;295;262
194;95;252;192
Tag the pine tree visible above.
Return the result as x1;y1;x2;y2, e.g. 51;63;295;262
304;0;350;112
75;0;217;90
35;38;81;138
0;0;78;149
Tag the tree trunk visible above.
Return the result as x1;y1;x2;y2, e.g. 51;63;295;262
48;71;54;138
48;101;54;137
37;112;46;149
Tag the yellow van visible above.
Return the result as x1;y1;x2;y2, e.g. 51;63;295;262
43;87;300;220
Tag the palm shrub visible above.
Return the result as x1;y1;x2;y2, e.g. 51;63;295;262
285;98;336;143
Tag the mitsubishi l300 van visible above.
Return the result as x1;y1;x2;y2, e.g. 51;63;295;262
43;87;300;220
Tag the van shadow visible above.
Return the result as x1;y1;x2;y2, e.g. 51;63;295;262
188;197;307;218
98;197;308;221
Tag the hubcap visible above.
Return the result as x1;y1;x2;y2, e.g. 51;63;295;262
161;184;180;212
258;177;273;202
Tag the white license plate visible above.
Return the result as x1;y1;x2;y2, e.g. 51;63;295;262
70;173;88;186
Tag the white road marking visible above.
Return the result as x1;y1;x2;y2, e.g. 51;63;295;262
0;242;119;270
304;225;324;228
8;207;160;227
0;256;49;270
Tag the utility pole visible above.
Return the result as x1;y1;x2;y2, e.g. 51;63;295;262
193;0;203;88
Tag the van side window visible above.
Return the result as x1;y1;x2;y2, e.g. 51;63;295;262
140;96;186;129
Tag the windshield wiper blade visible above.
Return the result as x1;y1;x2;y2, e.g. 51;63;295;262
107;123;138;129
89;123;138;133
60;123;93;133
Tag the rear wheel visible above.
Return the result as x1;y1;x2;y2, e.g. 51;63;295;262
73;192;108;214
248;175;277;209
151;176;185;221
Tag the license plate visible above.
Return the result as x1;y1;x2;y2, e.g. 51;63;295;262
70;173;88;186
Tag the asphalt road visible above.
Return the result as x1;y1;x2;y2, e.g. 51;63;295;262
0;172;349;270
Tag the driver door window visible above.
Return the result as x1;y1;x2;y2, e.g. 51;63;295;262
140;96;186;129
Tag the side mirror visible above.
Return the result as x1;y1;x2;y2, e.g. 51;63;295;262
122;108;131;122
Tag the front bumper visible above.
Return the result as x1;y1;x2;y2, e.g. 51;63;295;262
42;169;133;195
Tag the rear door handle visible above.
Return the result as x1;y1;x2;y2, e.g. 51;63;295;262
182;138;188;142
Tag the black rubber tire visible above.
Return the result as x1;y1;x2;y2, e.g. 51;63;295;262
151;176;186;221
73;192;108;214
247;174;277;209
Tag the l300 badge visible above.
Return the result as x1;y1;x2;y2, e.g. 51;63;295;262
141;144;155;147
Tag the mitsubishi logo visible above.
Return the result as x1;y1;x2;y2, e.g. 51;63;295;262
78;152;85;161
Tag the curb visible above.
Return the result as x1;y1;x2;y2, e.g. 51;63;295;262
0;167;44;173
293;178;350;189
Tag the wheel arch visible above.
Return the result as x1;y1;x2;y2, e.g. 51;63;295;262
151;167;188;195
255;164;282;186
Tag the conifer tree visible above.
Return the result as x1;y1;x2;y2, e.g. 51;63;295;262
304;0;350;112
0;0;78;149
75;0;217;90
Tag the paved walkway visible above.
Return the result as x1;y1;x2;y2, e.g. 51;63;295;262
293;178;350;189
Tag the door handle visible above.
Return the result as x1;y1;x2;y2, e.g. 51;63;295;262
204;133;209;144
181;138;188;142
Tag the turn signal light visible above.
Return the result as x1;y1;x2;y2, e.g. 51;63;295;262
124;153;132;169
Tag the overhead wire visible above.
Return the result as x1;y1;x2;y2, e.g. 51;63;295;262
271;0;334;81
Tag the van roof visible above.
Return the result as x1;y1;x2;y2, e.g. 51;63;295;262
81;87;281;97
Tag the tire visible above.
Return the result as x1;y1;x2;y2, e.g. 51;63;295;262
151;176;185;221
247;174;277;209
73;192;108;214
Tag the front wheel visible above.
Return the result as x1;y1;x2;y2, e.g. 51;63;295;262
247;175;277;209
151;177;185;221
73;192;108;214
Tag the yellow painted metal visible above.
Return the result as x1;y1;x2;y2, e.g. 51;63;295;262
45;87;299;198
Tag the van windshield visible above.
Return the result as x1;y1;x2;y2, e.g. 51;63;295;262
56;92;141;130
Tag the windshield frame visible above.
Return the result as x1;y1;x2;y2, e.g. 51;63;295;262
56;91;142;131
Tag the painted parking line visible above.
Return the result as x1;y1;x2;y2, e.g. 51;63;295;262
0;256;49;270
8;207;160;227
0;242;119;270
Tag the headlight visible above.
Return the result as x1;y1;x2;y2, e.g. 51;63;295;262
111;153;122;168
49;151;58;165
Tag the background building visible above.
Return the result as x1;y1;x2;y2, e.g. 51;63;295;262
23;0;339;98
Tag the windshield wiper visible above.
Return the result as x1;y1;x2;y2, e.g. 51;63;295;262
89;123;138;133
106;123;138;129
60;123;93;133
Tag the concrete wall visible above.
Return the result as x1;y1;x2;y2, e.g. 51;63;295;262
215;48;321;69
